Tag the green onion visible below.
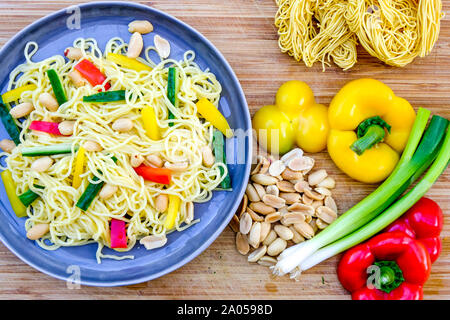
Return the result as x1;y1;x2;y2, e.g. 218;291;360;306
83;90;126;102
75;174;105;212
47;69;67;106
167;67;179;127
18;185;44;207
0;102;21;145
300;125;450;272
212;129;231;190
273;109;448;276
22;143;77;157
76;156;118;211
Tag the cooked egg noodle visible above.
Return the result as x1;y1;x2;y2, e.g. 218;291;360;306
5;37;228;262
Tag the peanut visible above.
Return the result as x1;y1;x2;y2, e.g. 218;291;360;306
140;235;167;250
128;20;154;34
146;155;164;168
155;194;169;212
9;102;34;118
201;146;215;168
0;139;16;153
83;140;103;152
130;153;145;168
99;184;118;200
31;156;54;172
58;121;75;136
64;47;83;60
26;223;50;240
68;70;85;87
127;32;144;58
112;118;134;132
39;93;59;111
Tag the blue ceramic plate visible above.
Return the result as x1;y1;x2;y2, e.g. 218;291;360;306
0;2;251;286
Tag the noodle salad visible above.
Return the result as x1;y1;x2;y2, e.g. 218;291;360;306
0;21;233;263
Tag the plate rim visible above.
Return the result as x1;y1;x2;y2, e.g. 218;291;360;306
0;1;252;287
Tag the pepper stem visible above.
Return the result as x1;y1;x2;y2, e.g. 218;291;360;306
350;116;391;156
351;125;386;155
373;260;405;293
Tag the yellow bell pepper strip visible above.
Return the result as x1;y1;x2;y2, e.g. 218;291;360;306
141;106;160;140
106;53;152;72
196;98;233;138
1;84;37;104
327;78;416;183
253;80;329;154
72;146;86;188
164;195;181;230
1;170;27;217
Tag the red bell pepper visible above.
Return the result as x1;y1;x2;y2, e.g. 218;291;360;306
110;218;127;249
74;59;110;91
384;197;443;263
29;121;63;136
134;165;172;185
337;232;431;300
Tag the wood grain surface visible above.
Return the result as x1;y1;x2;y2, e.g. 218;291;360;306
0;0;449;300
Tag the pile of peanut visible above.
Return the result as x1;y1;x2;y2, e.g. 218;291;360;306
230;148;338;267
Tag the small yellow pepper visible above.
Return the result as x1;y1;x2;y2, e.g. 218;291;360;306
141;106;160;140
196;98;232;138
327;78;416;183
293;103;329;153
164;195;181;230
1;169;27;217
253;80;329;154
252;104;295;155
106;53;152;72
72;146;86;188
2;84;37;104
276;80;315;118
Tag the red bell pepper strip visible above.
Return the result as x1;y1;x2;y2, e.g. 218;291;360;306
29;121;63;136
134;165;172;185
384;197;443;263
110;218;127;249
337;232;431;300
74;59;110;91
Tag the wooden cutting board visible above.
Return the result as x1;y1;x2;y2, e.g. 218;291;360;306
0;0;448;300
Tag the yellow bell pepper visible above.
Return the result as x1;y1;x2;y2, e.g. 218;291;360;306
164;195;181;230
327;78;416;183
253;80;329;154
196;98;233;138
2;84;37;104
106;53;152;72
141;106;160;140
1;170;27;217
72;146;86;188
